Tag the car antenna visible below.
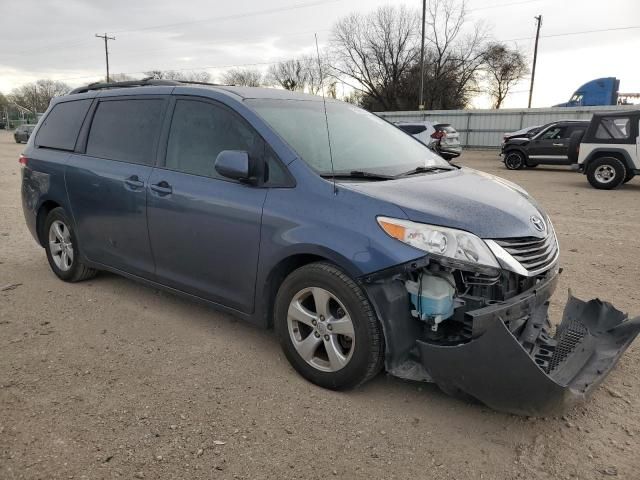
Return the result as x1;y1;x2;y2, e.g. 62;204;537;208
315;33;336;194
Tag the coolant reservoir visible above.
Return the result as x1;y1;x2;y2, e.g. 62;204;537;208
406;273;455;329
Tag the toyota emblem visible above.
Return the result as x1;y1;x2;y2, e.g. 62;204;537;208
530;215;546;233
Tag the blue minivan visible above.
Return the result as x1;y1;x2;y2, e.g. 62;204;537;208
20;79;639;415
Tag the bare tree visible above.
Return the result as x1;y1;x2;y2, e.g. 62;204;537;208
331;5;419;110
221;68;263;87
422;0;488;109
8;79;71;113
301;54;330;95
104;73;136;82
267;59;307;91
483;43;528;108
144;70;211;83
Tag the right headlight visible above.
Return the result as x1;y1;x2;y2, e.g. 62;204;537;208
377;216;500;270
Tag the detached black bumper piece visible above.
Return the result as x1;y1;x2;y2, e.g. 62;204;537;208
417;290;640;416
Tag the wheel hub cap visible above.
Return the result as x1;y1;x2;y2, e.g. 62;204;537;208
287;287;355;372
48;220;74;272
595;165;615;183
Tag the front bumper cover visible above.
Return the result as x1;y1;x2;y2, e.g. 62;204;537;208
364;266;640;416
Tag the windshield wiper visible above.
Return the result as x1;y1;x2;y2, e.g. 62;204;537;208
396;165;456;177
321;170;395;181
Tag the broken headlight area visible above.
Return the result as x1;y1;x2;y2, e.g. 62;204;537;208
362;257;640;416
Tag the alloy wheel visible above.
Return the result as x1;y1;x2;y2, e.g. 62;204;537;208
505;152;523;169
48;220;74;271
594;164;616;184
287;287;355;372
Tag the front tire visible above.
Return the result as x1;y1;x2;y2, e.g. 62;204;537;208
274;262;384;390
504;151;525;170
44;207;97;282
586;157;626;190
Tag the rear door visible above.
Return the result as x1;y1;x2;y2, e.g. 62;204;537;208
528;125;569;163
66;96;168;277
146;97;267;313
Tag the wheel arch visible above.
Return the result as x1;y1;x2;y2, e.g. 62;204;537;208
259;250;364;329
582;148;633;174
36;200;62;247
503;147;527;157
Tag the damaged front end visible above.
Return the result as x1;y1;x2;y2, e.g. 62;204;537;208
362;255;640;416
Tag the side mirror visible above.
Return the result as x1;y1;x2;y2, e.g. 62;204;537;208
214;150;255;183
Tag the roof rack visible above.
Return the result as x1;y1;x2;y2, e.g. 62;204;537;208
69;77;224;94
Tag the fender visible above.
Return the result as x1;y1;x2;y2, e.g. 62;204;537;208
581;147;635;173
502;146;528;159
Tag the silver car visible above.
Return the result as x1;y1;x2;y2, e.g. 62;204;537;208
395;121;462;161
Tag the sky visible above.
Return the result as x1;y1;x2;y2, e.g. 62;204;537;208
0;0;639;109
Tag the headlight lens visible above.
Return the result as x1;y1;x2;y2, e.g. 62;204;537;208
377;217;500;269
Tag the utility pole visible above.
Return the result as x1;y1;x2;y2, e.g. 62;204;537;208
418;0;426;110
527;15;542;108
95;33;116;83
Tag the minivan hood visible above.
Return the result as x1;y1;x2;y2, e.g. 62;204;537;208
343;168;546;239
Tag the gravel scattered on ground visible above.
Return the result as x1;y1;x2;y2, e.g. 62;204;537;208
1;131;639;479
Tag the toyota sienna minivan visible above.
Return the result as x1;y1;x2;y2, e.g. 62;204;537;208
20;79;639;415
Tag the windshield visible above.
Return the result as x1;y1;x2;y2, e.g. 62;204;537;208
247;99;448;176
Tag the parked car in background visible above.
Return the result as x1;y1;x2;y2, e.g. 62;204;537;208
19;79;640;416
14;124;36;143
575;109;640;189
395;121;462;161
500;120;589;169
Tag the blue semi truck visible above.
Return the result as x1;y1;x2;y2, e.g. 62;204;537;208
554;77;638;107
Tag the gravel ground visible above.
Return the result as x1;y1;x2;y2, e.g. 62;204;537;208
1;130;639;480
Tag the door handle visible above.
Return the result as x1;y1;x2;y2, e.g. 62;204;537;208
552;143;564;146
124;175;144;189
150;181;173;195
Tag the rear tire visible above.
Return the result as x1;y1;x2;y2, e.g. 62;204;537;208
504;151;525;170
586;157;626;190
44;207;97;282
624;170;635;183
274;262;384;390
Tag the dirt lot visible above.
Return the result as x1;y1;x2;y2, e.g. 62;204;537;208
1;130;639;480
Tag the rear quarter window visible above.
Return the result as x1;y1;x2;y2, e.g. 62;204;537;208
595;117;630;140
35;99;92;150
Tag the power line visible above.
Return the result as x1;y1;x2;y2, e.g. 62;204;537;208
0;0;339;59
107;0;341;35
468;0;542;12
505;25;640;42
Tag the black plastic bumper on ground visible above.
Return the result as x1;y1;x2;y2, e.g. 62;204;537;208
416;288;640;416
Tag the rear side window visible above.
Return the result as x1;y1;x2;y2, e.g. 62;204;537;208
36;99;92;150
86;99;164;165
398;125;427;135
595;117;630;140
165;99;262;179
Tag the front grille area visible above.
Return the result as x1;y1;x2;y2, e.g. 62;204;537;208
494;234;559;275
547;319;588;372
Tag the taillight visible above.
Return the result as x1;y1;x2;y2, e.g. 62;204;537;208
18;154;28;167
431;130;445;139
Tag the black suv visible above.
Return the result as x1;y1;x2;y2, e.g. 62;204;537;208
501;120;589;170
